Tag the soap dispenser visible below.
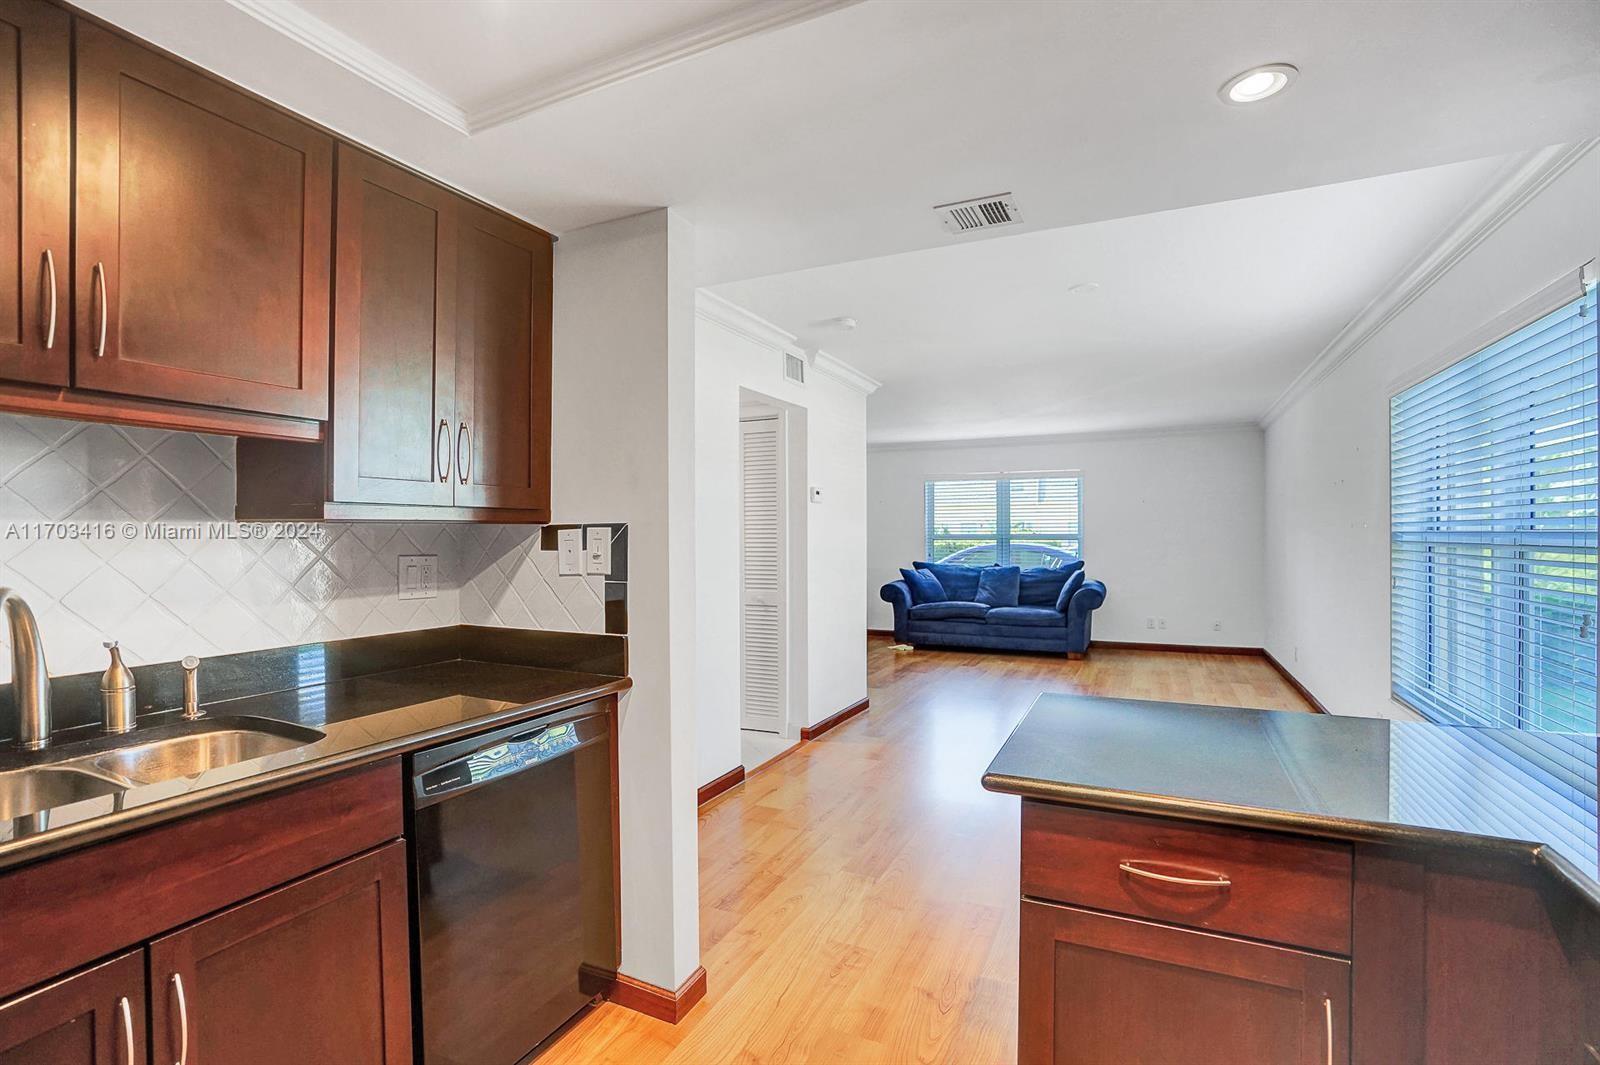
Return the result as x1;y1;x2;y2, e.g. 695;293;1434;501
100;640;136;734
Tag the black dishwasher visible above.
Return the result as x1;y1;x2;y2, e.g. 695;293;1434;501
407;700;617;1065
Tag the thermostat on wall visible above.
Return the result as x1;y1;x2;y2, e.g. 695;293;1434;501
810;486;823;503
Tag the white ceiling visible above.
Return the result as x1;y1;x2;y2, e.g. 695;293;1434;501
80;1;1600;286
713;154;1517;443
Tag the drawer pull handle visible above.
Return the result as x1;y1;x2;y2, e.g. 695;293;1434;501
1118;860;1231;888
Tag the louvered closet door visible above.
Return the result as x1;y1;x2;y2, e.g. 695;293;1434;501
740;417;786;734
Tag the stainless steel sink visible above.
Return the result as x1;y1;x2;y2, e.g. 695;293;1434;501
0;766;124;820
78;718;325;786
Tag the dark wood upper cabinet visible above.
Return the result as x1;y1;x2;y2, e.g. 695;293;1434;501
0;0;69;388
72;19;332;420
454;199;552;511
0;950;146;1065
1020;900;1350;1065
331;146;457;506
237;151;553;522
147;841;412;1065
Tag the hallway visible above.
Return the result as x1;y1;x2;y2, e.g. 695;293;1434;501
544;639;1314;1064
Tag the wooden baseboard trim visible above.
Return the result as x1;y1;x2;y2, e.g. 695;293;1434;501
800;697;870;741
1092;640;1264;655
697;765;745;807
1261;649;1330;714
604;965;708;1024
867;628;895;638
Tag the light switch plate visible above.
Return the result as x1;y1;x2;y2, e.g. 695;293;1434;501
557;528;583;575
585;526;611;575
398;554;437;600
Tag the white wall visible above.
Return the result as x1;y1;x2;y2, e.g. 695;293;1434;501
553;209;701;990
694;295;871;786
1263;145;1600;720
867;427;1267;647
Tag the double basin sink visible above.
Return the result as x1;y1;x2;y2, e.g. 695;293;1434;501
0;717;326;821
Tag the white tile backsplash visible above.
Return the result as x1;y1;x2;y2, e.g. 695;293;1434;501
0;413;620;683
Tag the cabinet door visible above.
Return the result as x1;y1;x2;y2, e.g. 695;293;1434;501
330;146;456;506
1019;900;1349;1065
0;950;145;1065
453;199;551;514
0;1;68;386
73;20;332;419
148;842;411;1065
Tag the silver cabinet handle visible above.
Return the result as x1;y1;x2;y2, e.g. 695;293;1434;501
1323;995;1333;1065
92;261;108;358
117;995;134;1065
41;249;56;349
456;421;470;485
435;419;451;482
1118;860;1231;888
171;972;189;1065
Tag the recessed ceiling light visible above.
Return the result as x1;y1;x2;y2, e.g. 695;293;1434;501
1219;63;1298;105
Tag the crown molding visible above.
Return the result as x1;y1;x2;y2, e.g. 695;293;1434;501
468;0;861;131
810;350;881;395
695;290;800;353
867;421;1261;452
1260;138;1599;427
225;0;471;133
229;0;860;136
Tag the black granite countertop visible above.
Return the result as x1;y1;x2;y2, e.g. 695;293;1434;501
0;627;631;871
982;693;1600;911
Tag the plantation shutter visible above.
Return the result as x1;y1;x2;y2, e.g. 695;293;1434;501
1390;283;1599;736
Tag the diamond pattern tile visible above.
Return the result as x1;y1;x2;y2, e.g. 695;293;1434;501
0;413;626;682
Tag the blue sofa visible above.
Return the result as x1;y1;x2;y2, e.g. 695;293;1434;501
879;560;1107;657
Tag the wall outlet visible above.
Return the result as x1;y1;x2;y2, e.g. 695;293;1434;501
397;554;437;600
1158;618;1167;630
557;528;583;575
1146;617;1155;630
1212;621;1222;632
584;526;611;575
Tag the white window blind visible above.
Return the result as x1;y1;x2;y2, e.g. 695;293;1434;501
1390;284;1599;735
924;475;1081;566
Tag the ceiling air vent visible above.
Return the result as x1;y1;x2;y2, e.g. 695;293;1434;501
934;193;1022;235
784;352;806;385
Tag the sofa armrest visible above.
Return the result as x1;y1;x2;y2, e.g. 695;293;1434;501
1064;579;1107;653
880;580;913;642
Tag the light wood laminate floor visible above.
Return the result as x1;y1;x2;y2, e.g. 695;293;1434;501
543;638;1315;1064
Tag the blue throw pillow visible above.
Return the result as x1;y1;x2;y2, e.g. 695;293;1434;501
1017;566;1071;606
1054;570;1086;613
913;561;982;600
900;567;946;605
976;565;1021;607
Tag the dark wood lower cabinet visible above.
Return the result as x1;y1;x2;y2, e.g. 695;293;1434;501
0;951;146;1065
1020;901;1350;1065
147;841;412;1065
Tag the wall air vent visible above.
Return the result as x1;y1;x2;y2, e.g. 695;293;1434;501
783;352;806;385
934;193;1022;235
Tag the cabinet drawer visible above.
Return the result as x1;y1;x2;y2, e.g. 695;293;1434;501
1021;801;1352;954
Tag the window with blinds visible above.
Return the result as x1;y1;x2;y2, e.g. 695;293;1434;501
1390;283;1599;734
924;475;1081;566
